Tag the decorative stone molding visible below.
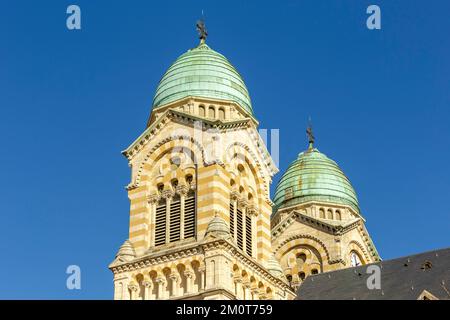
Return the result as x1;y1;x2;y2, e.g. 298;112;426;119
148;193;160;204
230;189;240;201
238;198;248;209
169;274;180;282
176;184;189;197
271;209;360;241
128;283;139;292
274;233;331;263
161;189;175;200
247;203;259;216
128;131;206;190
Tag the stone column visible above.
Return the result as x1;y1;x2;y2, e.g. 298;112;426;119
142;279;153;300
198;265;206;291
234;277;243;299
162;190;174;244
230;190;239;242
176;185;189;240
247;204;258;258
184;270;194;294
155;276;167;300
239;199;248;253
251;287;259;300
148;193;160;247
128;283;139;300
242;282;251;300
169;274;180;297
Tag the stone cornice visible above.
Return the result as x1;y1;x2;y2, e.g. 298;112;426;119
272;201;366;223
109;238;294;295
271;209;360;241
123;108;253;161
146;96;259;127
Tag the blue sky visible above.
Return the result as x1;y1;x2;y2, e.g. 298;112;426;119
0;0;449;299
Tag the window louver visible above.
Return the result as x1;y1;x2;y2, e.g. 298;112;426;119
236;208;243;250
245;214;252;256
169;196;181;242
155;201;166;246
229;202;235;238
184;192;196;238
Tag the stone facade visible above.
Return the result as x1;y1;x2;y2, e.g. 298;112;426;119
108;39;379;300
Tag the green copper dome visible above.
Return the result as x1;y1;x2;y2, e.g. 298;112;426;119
152;41;254;115
273;147;360;213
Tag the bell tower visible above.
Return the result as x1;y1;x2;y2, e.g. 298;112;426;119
109;27;295;300
271;126;380;292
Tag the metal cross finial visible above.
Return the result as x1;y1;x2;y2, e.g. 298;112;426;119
306;119;315;149
196;16;208;42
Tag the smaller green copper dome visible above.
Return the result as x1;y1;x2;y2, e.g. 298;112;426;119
152;41;253;115
273;148;360;213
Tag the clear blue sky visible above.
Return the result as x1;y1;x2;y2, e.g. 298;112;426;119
0;0;449;299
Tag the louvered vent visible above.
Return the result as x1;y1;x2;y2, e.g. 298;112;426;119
169;196;181;242
184;192;196;238
245;214;252;256
155;200;166;246
236;208;243;250
229;202;235;238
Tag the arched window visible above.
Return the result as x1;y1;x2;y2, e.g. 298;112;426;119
296;253;307;267
286;274;293;285
199;105;205;117
350;251;362;267
184;191;196;239
311;269;319;275
327;209;333;220
298;272;306;281
229;200;235;237
208;106;215;118
169;195;181;242
218;108;225;120
319;208;325;219
154;179;197;247
335;210;342;220
155;199;167;246
245;214;252;257
236;206;244;249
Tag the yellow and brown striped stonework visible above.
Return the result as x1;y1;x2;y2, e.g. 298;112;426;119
109;40;379;300
109;97;294;300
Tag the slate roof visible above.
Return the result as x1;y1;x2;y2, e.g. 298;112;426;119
296;247;450;300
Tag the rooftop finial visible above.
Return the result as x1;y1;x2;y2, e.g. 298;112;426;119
306;117;315;150
196;12;208;44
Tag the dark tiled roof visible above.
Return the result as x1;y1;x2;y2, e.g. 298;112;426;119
296;247;450;300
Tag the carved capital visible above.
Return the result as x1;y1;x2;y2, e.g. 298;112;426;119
198;265;206;273
258;293;267;300
155;277;167;285
251;287;259;295
230;190;240;201
238;198;248;209
176;184;189;197
184;270;194;279
161;189;175;200
169;274;180;282
247;203;258;216
148;193;160;204
142;280;152;288
128;283;139;292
